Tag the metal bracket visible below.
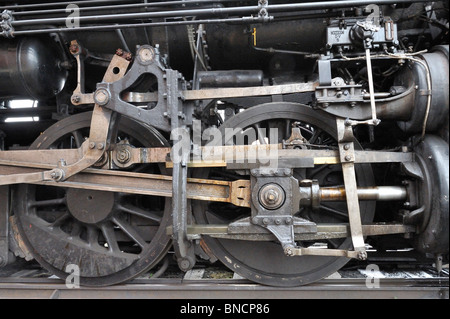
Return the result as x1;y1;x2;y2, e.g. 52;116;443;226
0;10;14;38
257;0;270;22
249;168;314;253
96;45;174;132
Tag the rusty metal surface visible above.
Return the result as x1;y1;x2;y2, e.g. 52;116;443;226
167;223;416;242
0;165;251;207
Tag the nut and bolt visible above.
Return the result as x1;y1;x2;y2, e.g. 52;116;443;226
259;184;285;210
69;44;80;54
345;155;352;161
71;95;81;104
94;88;110;106
50;169;64;181
284;247;294;256
138;47;155;63
116;148;131;164
357;251;368;260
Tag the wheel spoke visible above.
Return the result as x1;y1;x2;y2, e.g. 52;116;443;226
319;204;349;220
111;216;147;248
308;128;323;144
253;123;267;145
100;222;121;253
28;197;66;208
71;130;85;148
50;212;71;227
86;225;99;246
70;222;82;237
116;203;162;224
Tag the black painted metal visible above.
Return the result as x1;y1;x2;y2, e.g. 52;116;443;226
0;37;67;100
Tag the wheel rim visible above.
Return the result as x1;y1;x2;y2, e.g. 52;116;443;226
193;102;375;286
14;112;172;286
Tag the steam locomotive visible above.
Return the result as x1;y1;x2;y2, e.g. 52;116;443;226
0;0;448;287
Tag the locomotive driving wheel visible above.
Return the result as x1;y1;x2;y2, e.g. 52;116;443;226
193;102;376;287
13;112;172;286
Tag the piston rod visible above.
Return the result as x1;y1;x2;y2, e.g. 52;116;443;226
320;186;407;202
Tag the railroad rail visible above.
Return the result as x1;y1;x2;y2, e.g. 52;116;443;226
0;277;447;299
0;260;448;299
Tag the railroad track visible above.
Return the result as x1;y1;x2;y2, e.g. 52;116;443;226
0;259;448;299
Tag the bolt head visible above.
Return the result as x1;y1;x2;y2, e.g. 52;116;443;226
94;88;110;106
258;184;285;210
138;46;155;64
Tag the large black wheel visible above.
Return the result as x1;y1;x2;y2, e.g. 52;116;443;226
193;102;375;286
13;112;172;286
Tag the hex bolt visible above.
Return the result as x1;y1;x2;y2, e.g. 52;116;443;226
345;155;352;161
89;142;96;149
344;144;350;150
275;219;282;225
116;149;131;164
285;217;293;225
97;143;105;150
262;218;270;225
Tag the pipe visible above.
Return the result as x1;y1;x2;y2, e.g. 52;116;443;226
0;0;135;10
10;16;267;36
12;0;240;17
10;0;432;27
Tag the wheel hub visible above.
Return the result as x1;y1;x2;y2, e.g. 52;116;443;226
66;188;115;224
258;183;285;210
